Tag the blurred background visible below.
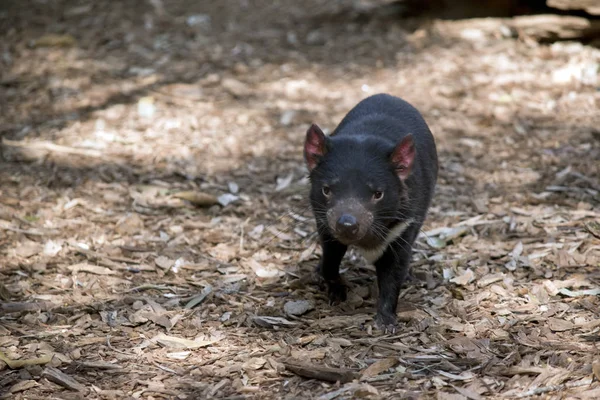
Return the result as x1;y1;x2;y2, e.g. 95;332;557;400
0;1;599;399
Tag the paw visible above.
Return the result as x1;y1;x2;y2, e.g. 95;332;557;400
314;262;323;274
327;280;347;305
374;312;398;334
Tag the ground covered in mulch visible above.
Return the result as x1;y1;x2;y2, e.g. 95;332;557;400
1;1;600;399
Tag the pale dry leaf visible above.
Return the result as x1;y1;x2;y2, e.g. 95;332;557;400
436;370;475;381
275;172;294;192
242;357;267;371
137;96;155;118
8;379;39;393
254;265;283;279
43;240;62;256
222;78;251;97
155;256;174;270
248;224;264;240
68;263;116;275
511;241;523;258
166;351;191;360
558;288;600;297
14;240;43;258
290;349;327;360
217;193;239;207
361;358;399;378
114;213;144;235
319;383;378;400
547;317;575;332
326;338;353;347
312;315;370;330
253;316;298;328
437;393;467;400
228;182;239;193
173;191;219;207
208;243;236;262
451;384;484;400
154;333;214;349
298;241;317;262
450;268;475;286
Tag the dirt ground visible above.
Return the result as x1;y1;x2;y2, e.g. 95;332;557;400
1;1;600;399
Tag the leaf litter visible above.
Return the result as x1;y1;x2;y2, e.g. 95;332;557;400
1;0;600;399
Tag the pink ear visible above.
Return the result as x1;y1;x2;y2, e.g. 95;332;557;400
391;134;415;180
304;124;327;171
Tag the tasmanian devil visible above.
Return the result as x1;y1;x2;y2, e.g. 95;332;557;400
304;93;438;333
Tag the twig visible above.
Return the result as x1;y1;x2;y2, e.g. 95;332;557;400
41;366;86;392
3;138;103;158
282;358;359;383
0;224;53;236
71;244;139;265
122;284;175;293
106;336;136;357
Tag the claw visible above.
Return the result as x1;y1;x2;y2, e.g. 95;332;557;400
327;280;347;305
375;313;398;334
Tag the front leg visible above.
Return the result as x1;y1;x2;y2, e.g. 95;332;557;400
316;231;348;304
373;226;418;333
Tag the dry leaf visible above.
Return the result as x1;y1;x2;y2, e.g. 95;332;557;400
14;240;42;258
242;357;267;371
0;350;53;369
173;191;219;207
253;316;298;328
547;317;575;332
115;213;144;235
68;263;116;275
185;285;213;309
154;333;214;349
43;240;62;256
312;315;370;330
275;172;294;191
8;380;38;394
155;256;174;270
217;193;239;206
592;361;600;382
435;370;475;381
361;358;399;378
558;288;600;297
166;351;191;360
450;269;475;286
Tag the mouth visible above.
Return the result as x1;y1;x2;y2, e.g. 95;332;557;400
332;230;366;245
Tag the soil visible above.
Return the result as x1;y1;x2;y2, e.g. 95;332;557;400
1;1;599;399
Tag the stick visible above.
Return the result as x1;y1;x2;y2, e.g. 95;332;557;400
282;358;359;383
41;366;86;392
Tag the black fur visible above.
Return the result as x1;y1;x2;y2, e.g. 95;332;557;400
306;93;438;332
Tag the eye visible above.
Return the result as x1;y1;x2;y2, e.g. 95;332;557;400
322;185;331;197
373;191;384;201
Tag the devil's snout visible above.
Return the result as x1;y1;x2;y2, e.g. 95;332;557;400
336;214;359;237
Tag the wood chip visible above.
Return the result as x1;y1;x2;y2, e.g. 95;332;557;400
41;366;86;391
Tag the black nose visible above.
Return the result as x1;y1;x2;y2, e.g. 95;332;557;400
336;214;359;236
